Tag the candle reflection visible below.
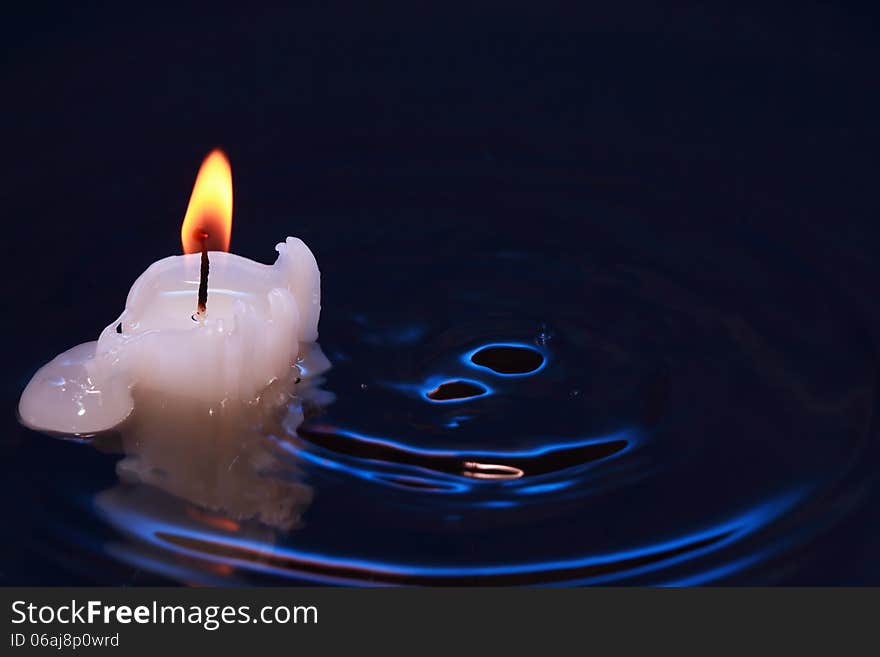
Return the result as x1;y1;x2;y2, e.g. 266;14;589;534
94;344;331;559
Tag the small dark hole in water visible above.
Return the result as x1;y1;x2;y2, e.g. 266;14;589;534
428;380;487;401
472;345;543;374
115;323;122;334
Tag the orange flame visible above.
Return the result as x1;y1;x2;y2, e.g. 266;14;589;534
181;149;233;254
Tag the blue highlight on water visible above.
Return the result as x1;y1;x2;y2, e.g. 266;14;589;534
29;307;869;586
95;487;807;586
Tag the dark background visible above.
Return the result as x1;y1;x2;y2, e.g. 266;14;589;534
2;3;879;584
3;3;878;364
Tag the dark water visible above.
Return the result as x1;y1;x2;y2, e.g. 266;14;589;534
2;5;880;585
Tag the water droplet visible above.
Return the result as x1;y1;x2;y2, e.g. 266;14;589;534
535;324;552;346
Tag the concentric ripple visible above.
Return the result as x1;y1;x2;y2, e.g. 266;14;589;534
21;185;880;586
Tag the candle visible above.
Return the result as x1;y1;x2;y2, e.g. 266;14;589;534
95;344;330;531
18;150;322;435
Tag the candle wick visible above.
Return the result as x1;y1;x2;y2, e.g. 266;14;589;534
196;234;210;321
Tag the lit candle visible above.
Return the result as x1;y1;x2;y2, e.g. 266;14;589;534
96;345;331;531
18;150;321;435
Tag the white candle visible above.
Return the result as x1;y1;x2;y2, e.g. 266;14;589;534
18;150;321;435
96;345;330;531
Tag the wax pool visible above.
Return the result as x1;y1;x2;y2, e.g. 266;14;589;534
18;236;321;435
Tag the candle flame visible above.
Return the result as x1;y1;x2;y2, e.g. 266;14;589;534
181;149;233;254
